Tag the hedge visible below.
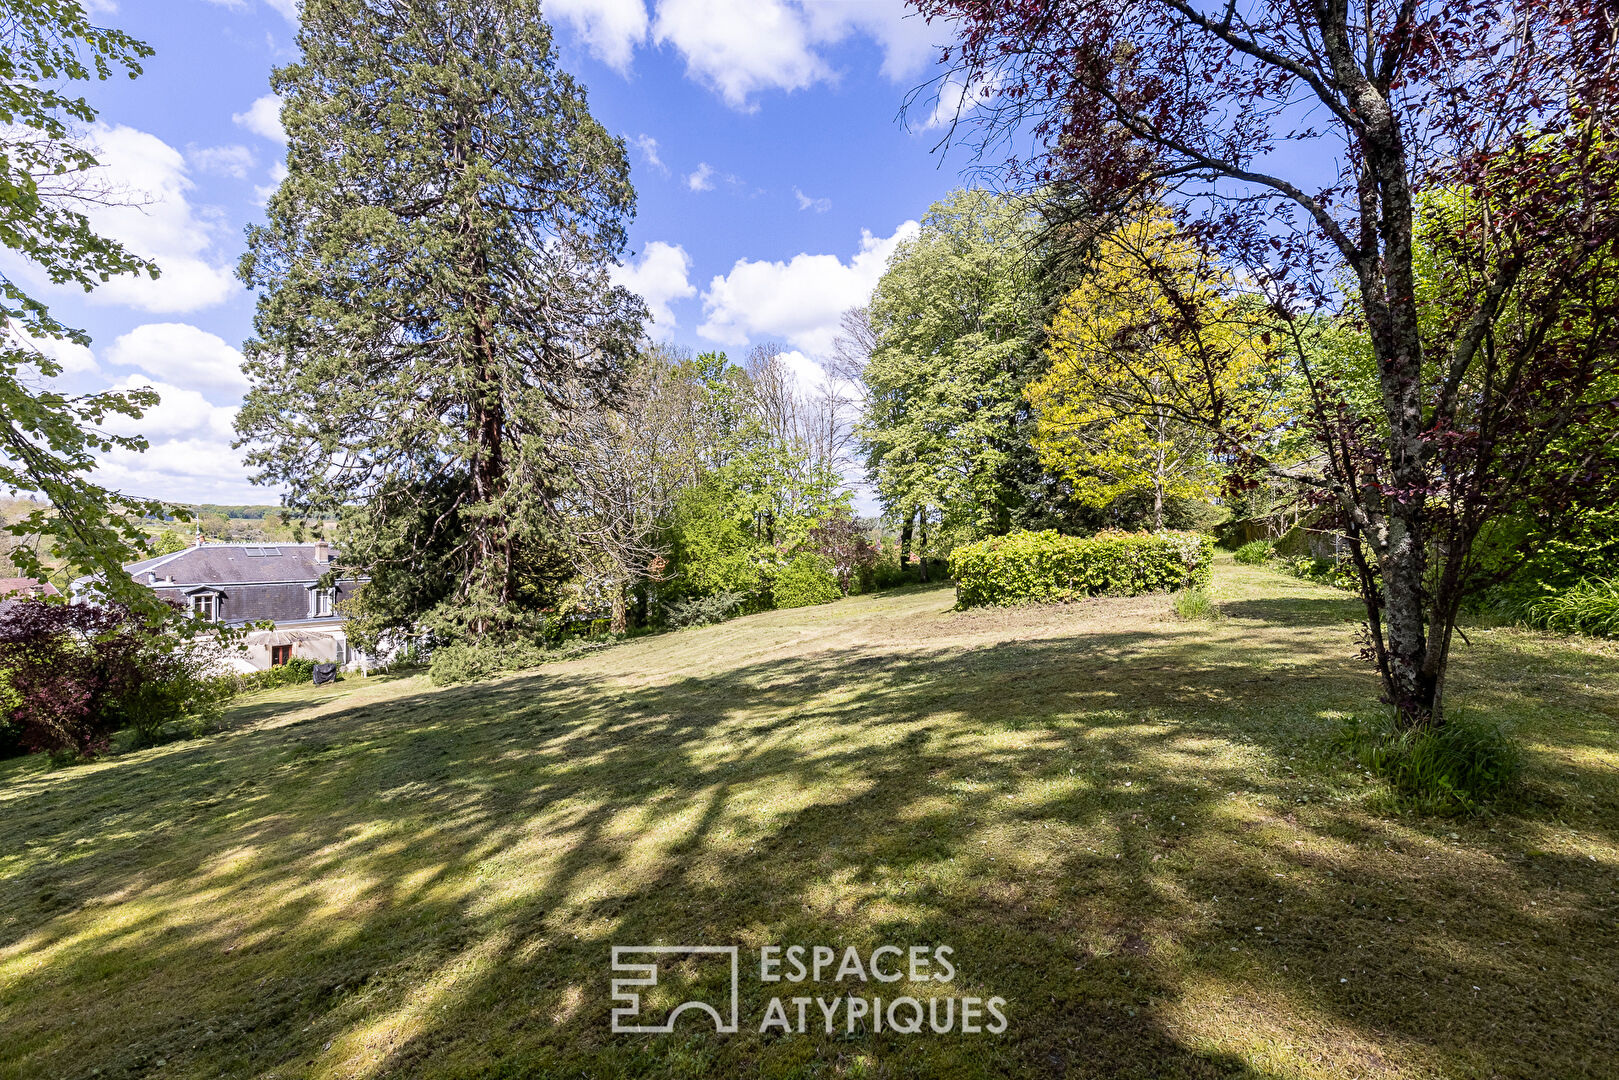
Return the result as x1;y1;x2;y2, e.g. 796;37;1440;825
948;529;1215;607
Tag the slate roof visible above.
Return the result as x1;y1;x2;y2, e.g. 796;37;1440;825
0;578;60;598
124;543;337;585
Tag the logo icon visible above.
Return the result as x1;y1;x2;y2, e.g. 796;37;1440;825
610;945;739;1034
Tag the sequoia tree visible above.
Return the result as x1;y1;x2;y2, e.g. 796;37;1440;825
918;0;1619;726
237;0;644;641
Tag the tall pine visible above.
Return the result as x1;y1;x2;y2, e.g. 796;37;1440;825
237;0;644;643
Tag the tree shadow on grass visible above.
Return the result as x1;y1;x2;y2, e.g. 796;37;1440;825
0;595;1616;1079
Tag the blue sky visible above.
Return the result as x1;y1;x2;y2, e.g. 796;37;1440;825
39;0;976;504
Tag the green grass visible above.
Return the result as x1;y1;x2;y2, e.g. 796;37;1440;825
2;561;1617;1078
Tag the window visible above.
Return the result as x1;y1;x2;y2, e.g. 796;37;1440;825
191;593;218;620
271;644;292;667
313;588;334;617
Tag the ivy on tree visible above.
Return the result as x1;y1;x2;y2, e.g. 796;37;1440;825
236;0;645;643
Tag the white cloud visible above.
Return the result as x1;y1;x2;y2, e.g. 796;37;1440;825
687;162;716;192
188;143;256;179
10;331;100;376
654;0;829;109
698;220;918;355
105;323;248;396
793;186;831;213
548;0;649;72
68;124;238;314
927;72;1001;130
255;160;289;206
631;133;667;175
99;376;239;442
612;241;695;328
96;435;263;503
233;94;287;144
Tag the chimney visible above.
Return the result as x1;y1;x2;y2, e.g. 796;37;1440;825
315;541;330;564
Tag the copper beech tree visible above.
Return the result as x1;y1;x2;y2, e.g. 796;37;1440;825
916;0;1619;726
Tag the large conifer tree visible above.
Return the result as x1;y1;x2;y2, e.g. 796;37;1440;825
237;0;643;641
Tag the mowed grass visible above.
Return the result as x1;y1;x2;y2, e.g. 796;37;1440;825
2;560;1617;1079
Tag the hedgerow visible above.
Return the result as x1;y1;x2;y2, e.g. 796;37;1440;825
948;529;1214;607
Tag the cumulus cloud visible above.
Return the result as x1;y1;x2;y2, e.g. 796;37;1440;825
654;0;830;109
233;94;287;144
686;162;716;192
10;331;99;376
698;220;918;355
37;124;240;314
612;241;696;328
188;143;256;179
105;323;249;396
793;186;831;213
631;133;668;175
547;0;649;72
99;376;239;442
926;72;1001;130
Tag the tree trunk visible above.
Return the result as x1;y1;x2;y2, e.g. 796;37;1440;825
918;508;930;583
899;509;914;565
610;583;627;635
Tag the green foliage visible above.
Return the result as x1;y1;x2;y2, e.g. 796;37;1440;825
1279;555;1359;591
870;545;912;590
860;189;1052;542
771;554;841;609
1172;587;1218;621
243;657;316;691
237;0;642;643
1520;579;1619;638
1233;540;1275;565
665;590;749;629
0;2;179;605
949;529;1214;607
667;482;765;599
429;640;548;687
1339;712;1523;815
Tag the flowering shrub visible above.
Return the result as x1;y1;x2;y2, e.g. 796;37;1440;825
948;530;1214;607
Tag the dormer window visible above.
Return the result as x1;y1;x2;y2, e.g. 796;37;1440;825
314;588;333;617
191;592;219;620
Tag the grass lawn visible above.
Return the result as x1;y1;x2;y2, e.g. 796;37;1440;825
2;559;1617;1079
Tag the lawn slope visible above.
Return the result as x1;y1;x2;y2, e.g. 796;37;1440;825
2;562;1616;1079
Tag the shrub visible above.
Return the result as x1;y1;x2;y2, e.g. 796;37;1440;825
1172;587;1218;620
1338;712;1523;815
1233;539;1275;565
0;599;223;760
666;590;749;629
804;515;877;594
428;639;548;686
947;529;1214;608
1523;578;1619;637
1279;554;1361;591
773;553;842;609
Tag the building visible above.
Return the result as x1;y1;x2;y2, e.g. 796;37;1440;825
118;542;367;671
0;578;61;601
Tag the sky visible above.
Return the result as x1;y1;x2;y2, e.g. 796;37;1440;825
33;0;979;505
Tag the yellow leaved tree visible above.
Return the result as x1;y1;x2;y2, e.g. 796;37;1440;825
1028;208;1278;528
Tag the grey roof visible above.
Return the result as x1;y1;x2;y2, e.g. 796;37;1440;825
125;543;338;586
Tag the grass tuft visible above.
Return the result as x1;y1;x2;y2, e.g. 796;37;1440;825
1338;709;1523;815
1171;587;1219;621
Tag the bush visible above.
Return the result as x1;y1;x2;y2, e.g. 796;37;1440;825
948;529;1214;608
804;515;877;594
1172;587;1218;620
0;599;223;760
1523;578;1619;637
1338;712;1523;815
252;657;316;689
1280;554;1361;591
428;639;548;686
1233;539;1275;565
666;590;749;629
773;553;842;609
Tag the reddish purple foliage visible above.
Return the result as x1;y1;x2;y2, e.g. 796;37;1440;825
805;516;879;593
0;599;158;758
910;0;1619;725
